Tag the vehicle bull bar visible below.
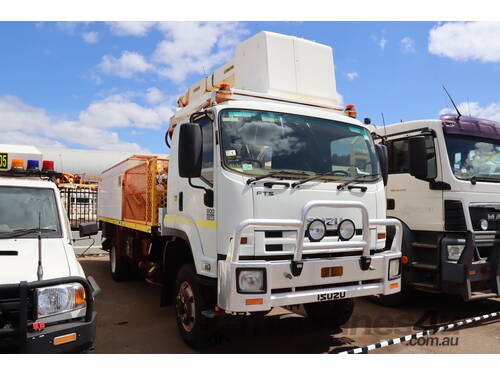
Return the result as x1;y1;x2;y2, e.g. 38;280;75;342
226;200;403;276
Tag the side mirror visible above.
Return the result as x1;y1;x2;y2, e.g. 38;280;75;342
409;136;429;180
375;144;389;186
178;123;202;178
79;222;98;238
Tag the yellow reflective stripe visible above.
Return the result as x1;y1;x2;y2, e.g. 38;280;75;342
98;216;152;233
164;215;216;229
195;219;217;229
164;215;192;225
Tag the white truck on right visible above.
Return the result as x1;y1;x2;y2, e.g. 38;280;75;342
373;114;500;304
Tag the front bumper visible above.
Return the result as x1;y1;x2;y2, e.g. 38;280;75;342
25;312;97;354
219;253;401;312
0;276;100;353
441;232;500;301
218;200;402;312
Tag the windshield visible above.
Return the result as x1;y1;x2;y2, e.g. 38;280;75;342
0;186;62;237
219;109;380;180
445;135;500;182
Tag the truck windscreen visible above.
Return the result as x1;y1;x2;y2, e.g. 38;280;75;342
445;134;500;182
0;186;62;238
219;109;380;180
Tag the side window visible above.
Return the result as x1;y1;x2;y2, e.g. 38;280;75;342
424;135;437;179
389;139;410;174
388;135;437;177
197;116;214;183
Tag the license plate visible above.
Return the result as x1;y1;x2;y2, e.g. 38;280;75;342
0;153;8;169
317;291;346;301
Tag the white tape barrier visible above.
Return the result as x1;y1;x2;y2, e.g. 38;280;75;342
338;311;500;354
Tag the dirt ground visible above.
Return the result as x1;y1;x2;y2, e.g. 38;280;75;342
79;255;500;354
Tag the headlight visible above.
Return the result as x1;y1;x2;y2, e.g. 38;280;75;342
480;219;488;231
307;219;326;242
447;244;465;261
388;258;401;279
338;219;355;241
237;268;266;294
36;283;86;318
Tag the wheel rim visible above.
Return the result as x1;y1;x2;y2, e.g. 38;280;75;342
176;281;196;333
110;244;117;273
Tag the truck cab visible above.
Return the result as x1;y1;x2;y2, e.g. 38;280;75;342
0;144;100;353
373;114;500;302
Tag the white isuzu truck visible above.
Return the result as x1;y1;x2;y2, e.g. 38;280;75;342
372;114;500;304
0;144;100;353
98;31;402;347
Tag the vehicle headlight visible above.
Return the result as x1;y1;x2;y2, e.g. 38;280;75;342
388;258;401;279
36;283;86;318
480;219;489;231
338;219;355;241
307;219;326;242
237;268;266;294
447;244;465;261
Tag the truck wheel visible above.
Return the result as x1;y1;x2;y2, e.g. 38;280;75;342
109;241;133;282
304;298;354;327
175;264;210;349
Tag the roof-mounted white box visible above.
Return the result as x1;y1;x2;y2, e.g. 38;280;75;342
234;31;339;107
179;31;340;109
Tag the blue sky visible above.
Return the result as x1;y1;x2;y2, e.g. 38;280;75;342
1;21;500;154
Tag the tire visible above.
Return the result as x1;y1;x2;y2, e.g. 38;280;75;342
304;298;354;327
109;241;133;282
174;264;211;349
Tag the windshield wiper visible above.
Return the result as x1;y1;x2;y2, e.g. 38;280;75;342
337;174;380;191
0;228;56;238
291;171;349;188
469;176;500;184
246;170;312;185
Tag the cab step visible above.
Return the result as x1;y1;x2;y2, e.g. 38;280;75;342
468;291;498;300
412;281;441;293
411;262;438;271
411;242;437;249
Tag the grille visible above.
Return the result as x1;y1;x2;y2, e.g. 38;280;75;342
444;200;467;231
469;206;500;232
0;286;34;348
263;229;363;252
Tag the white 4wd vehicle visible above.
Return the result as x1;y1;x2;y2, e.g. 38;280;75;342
0;145;100;353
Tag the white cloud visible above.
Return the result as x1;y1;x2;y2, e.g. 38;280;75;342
440;101;500;122
153;22;248;83
346;72;359;80
78;94;170;130
0;93;175;152
99;51;153;78
429;22;500;62
401;37;416;53
56;22;78;35
82;31;98;44
145;87;165;104
106;21;156;37
379;37;387;50
99;22;248;84
371;35;388;50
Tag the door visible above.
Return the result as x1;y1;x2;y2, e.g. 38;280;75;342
386;134;444;232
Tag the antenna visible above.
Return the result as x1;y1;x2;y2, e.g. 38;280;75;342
467;96;471;116
442;84;462;118
37;211;43;281
381;112;388;141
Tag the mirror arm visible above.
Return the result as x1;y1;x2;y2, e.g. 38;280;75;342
188;178;211;193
